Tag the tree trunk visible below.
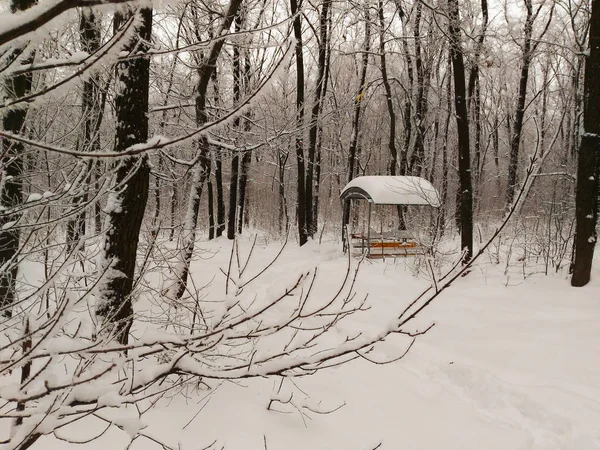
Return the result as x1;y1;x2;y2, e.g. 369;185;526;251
278;150;289;234
237;149;251;234
571;0;600;287
437;49;452;238
208;178;215;240
506;0;553;208
409;1;427;176
378;0;405;228
66;8;102;252
291;0;307;245
211;70;225;237
0;0;37;317
343;8;370;230
448;0;473;263
227;12;243;240
306;0;331;237
96;8;152;344
169;184;177;241
170;0;243;299
237;43;252;235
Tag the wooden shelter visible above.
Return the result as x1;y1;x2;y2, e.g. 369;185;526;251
340;176;441;258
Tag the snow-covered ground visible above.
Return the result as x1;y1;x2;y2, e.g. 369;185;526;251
21;235;600;449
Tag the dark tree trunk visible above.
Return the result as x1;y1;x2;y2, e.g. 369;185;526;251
237;149;251;234
493;113;500;196
437;50;452;238
306;0;331;237
227;154;239;239
237;44;252;235
378;0;405;228
409;1;427;176
571;0;600;287
378;0;398;177
312;3;333;233
506;16;533;208
467;0;487;202
208;178;215;240
401;25;413;178
227;12;243;240
0;0;37;317
96;8;152;344
506;0;553;208
278;150;289;234
343;8;370;230
291;0;307;245
211;70;225;237
215;149;225;236
448;0;473;263
169;184;177;241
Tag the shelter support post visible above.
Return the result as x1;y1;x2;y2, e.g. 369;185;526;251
367;201;372;257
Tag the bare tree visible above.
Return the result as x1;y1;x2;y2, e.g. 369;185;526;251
96;7;153;344
343;6;371;233
0;0;37;317
506;0;554;208
66;8;103;252
571;0;600;287
447;0;473;262
291;0;308;245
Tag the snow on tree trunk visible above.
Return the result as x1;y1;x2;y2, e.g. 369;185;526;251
170;0;243;299
0;0;36;318
96;8;152;345
448;0;473;263
571;0;600;287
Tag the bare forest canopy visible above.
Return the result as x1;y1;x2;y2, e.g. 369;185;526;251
1;0;599;447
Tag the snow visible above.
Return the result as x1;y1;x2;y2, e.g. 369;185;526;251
341;175;441;206
3;236;600;449
25;192;42;203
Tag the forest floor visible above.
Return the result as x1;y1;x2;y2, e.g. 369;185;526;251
39;234;600;449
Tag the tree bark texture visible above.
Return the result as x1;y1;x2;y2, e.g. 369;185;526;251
0;0;37;317
571;0;600;287
448;0;473;262
96;8;152;344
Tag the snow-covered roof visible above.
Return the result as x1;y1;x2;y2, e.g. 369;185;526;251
340;176;441;207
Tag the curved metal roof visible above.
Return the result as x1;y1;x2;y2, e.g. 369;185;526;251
340;176;441;207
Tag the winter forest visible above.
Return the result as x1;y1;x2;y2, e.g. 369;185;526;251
1;0;600;447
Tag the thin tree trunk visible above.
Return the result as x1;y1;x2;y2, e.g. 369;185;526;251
96;8;152;344
237;44;252;235
438;50;452;238
66;8;101;252
291;0;307;245
169;184;177;241
378;0;405;228
0;0;37;317
208;178;215;239
448;0;473;262
493;113;500;196
409;1;427;176
506;10;533;208
571;0;600;287
170;0;243;300
343;8;370;230
227;12;243;240
506;0;553;208
278;150;289;234
211;70;225;237
306;0;331;237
